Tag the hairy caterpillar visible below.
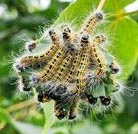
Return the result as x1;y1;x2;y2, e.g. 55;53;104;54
80;12;103;34
32;47;68;84
53;25;75;82
12;7;125;121
76;34;90;93
14;30;61;72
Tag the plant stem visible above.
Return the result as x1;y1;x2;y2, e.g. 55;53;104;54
96;0;106;11
123;10;138;16
6;99;36;113
42;101;56;134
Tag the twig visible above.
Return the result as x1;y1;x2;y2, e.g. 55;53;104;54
96;0;106;11
6;99;36;113
123;10;138;16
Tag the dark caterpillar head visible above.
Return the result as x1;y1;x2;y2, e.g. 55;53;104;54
80;34;89;48
95;12;103;21
21;80;31;92
61;25;71;40
31;75;40;85
49;29;56;36
81;34;89;43
99;96;111;106
25;41;36;52
55;108;67;120
49;29;57;42
109;62;120;74
13;63;24;72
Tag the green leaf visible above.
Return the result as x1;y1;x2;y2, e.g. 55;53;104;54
42;101;56;134
105;0;133;12
54;0;138;80
108;17;138;80
12;121;42;134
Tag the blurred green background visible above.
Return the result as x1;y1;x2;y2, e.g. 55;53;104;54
0;0;138;134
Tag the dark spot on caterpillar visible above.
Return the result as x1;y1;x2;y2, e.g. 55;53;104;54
40;55;44;58
97;58;100;63
95;54;98;57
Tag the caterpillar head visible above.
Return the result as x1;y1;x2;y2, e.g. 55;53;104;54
30;75;40;86
94;34;106;45
80;34;89;48
49;29;58;42
68;109;77;120
25;40;37;52
95;12;103;21
61;24;71;34
109;62;120;74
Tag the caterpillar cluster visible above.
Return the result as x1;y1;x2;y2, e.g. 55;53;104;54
13;10;122;120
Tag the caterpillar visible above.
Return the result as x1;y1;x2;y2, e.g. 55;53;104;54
14;29;61;72
80;11;103;34
89;36;107;81
53;52;73;82
53;25;75;82
76;34;90;93
65;50;80;83
12;5;123;120
32;47;68;84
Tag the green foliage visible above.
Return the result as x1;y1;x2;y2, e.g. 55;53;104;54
108;17;138;80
